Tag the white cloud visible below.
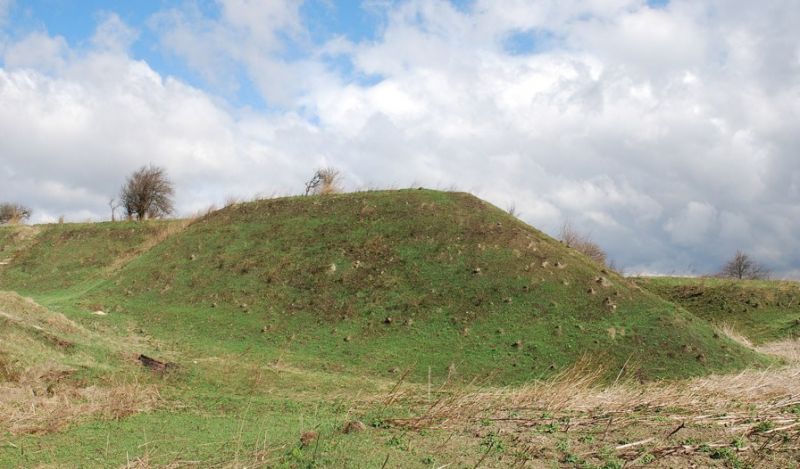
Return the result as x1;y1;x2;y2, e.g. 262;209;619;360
151;0;314;106
2;32;68;72
1;1;800;277
91;13;139;52
0;53;304;220
570;5;707;77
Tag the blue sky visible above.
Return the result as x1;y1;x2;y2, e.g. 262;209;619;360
2;0;418;108
2;0;799;277
3;1;381;107
3;0;667;107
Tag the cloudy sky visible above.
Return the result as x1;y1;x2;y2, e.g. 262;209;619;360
1;0;798;277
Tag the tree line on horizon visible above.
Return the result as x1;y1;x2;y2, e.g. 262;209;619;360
1;164;772;280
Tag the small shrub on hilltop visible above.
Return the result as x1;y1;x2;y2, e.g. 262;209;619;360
559;221;608;267
0;203;32;225
304;167;343;195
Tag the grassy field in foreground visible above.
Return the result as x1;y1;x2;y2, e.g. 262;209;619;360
636;277;800;345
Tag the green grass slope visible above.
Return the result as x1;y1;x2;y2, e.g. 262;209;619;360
636;276;800;345
0;220;182;297
65;190;768;384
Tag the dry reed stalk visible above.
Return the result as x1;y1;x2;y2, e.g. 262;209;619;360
0;372;161;435
387;341;800;431
758;338;800;362
715;322;754;348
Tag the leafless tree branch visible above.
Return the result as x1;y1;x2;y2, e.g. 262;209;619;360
718;250;770;280
119;165;175;221
0;203;32;225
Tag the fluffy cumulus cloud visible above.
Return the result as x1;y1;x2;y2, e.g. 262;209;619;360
1;0;799;277
150;0;320;105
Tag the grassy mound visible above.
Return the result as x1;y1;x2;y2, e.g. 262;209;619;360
636;277;800;345
64;190;768;384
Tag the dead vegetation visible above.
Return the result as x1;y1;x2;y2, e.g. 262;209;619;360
559;221;608;267
0;224;40;265
0;292;163;436
719;250;771;280
304;167;343;195
377;340;800;467
106;218;193;273
716;322;755;348
0;364;160;435
0;203;32;225
119;165;175;221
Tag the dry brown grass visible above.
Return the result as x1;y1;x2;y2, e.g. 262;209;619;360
379;343;800;466
0;365;161;435
224;196;242;208
120;459;196;469
0;292;164;436
758;338;800;362
715;322;755;348
0;225;40;266
387;346;800;428
191;203;219;220
305;167;343;195
559;221;608;266
0;293;83;334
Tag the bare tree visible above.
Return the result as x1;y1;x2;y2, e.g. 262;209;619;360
559;221;608;266
120;165;175;221
304;167;342;195
108;197;121;222
718;250;770;280
0;203;32;225
506;202;520;218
